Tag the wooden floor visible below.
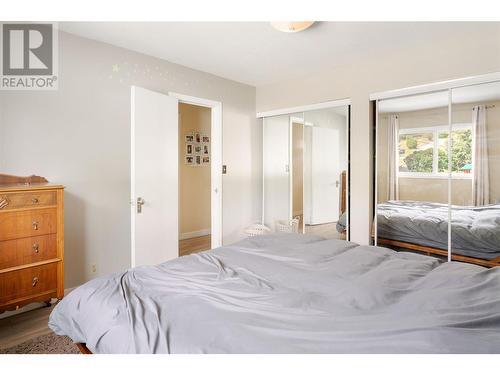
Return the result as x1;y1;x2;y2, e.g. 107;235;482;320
0;304;54;350
179;235;211;257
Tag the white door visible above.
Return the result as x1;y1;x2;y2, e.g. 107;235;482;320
262;115;290;229
310;127;340;224
131;86;179;267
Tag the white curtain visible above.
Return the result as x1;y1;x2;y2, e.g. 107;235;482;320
472;105;489;206
387;114;399;201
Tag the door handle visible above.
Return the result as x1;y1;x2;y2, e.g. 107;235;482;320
136;197;145;214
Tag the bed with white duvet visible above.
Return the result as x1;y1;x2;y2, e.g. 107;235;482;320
49;234;500;353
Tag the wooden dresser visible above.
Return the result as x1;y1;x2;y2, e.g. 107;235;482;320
0;174;64;313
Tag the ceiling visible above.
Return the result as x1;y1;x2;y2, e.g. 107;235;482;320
59;22;495;87
378;81;500;113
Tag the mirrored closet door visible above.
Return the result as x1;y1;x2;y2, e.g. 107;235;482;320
374;78;500;267
262;103;350;239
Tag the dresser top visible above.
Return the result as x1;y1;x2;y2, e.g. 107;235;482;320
0;182;64;192
0;174;63;192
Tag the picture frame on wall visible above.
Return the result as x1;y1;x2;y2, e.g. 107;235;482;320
203;144;210;155
194;144;202;154
202;156;210;165
185;155;194;165
185;133;194;143
195;155;202;165
202;135;210;143
195;132;201;143
186;143;193;155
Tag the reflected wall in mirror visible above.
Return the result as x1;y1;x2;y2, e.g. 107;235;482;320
262;104;350;239
377;91;449;260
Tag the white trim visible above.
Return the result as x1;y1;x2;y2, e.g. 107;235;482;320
179;229;211;240
288;117;293;220
374;101;379;246
170;91;223;250
369;72;500;101
130;86;136;267
399;123;471;134
169;92;220;108
447;89;452;262
398;173;472;180
345;105;350;241
257;99;351;118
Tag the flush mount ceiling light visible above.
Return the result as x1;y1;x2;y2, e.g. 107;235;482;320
270;22;315;33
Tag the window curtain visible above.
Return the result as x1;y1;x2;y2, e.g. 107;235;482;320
472;105;489;206
387;114;399;201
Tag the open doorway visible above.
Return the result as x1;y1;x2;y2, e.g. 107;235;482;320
178;103;212;256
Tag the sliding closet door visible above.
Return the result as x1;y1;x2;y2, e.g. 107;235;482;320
263;115;290;229
303;106;349;239
376;91;449;255
450;81;500;262
131;86;179;267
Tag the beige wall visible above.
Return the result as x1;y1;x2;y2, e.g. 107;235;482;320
179;103;211;236
256;23;500;243
378;100;500;205
0;31;261;288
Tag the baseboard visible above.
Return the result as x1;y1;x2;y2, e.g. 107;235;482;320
180;229;211;240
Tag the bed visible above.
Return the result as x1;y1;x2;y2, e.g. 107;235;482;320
49;234;500;354
376;200;500;267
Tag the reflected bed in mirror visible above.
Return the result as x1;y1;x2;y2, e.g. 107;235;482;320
375;81;500;268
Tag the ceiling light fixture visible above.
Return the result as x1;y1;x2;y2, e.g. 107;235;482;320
270;22;315;33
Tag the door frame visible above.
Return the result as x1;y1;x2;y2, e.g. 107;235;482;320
169;92;223;249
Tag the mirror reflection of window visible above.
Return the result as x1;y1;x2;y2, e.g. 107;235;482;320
376;80;500;267
376;91;450;258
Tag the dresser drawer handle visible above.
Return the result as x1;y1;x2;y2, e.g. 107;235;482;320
32;221;39;230
31;197;39;204
33;243;40;253
32;277;39;287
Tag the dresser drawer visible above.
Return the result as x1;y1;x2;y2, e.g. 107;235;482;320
0;262;57;305
0;234;57;269
0;208;57;241
0;191;57;211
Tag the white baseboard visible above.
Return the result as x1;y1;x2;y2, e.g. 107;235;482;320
180;229;211;240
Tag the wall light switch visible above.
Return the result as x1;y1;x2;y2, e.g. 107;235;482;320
222;165;227;174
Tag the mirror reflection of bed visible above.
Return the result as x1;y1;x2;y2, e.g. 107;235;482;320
375;81;500;267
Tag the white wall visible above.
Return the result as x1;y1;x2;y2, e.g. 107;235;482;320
0;31;261;288
256;24;500;244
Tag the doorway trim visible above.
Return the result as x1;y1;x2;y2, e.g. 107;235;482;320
169;92;223;249
256;98;351;118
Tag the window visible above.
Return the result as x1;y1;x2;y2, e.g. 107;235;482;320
398;124;472;178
